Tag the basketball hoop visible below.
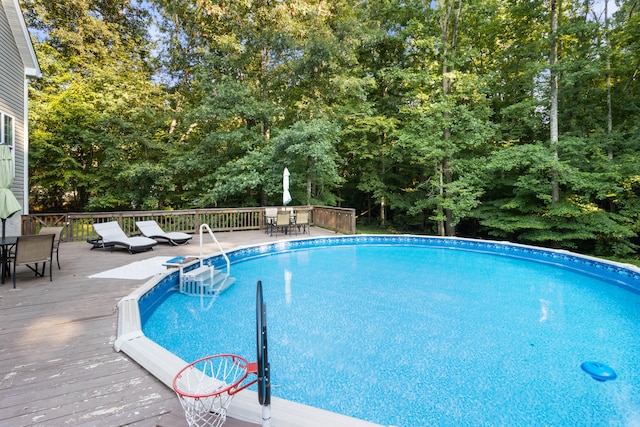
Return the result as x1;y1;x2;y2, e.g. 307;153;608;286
173;354;257;427
173;281;271;427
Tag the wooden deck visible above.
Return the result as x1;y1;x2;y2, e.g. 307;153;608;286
0;227;337;427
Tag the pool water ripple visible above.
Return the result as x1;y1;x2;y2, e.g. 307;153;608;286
143;241;640;426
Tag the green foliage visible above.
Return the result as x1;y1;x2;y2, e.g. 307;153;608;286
22;0;640;257
475;137;637;256
273;119;343;206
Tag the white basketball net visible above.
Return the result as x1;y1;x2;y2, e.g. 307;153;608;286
174;355;249;427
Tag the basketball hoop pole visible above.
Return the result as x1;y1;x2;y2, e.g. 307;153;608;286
256;281;271;427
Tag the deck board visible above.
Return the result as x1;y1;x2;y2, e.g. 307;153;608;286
0;228;335;427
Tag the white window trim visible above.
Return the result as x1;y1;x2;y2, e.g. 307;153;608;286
0;111;15;147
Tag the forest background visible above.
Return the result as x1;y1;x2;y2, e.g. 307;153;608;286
21;0;640;258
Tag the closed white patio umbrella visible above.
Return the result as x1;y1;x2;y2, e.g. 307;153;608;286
282;167;292;206
0;146;21;239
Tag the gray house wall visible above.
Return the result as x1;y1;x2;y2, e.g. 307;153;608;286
0;1;25;235
0;0;39;235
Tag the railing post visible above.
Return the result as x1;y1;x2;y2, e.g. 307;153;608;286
350;210;356;234
67;215;73;242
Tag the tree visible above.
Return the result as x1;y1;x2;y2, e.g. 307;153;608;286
385;0;494;234
473;0;639;255
154;0;359;207
26;0;168;211
550;0;560;203
21;0;640;257
273;119;342;205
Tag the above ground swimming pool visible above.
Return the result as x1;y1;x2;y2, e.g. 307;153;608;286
139;236;640;426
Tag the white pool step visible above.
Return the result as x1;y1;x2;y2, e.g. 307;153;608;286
180;264;236;296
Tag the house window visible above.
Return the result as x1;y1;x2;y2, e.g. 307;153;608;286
1;113;14;146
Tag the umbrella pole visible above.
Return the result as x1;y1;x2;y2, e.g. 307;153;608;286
2;218;5;240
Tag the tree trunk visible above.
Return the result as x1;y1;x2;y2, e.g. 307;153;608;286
550;0;560;204
380;132;387;227
438;0;461;236
307;155;312;205
443;158;455;236
260;46;270;142
437;161;445;236
605;0;613;161
380;167;386;227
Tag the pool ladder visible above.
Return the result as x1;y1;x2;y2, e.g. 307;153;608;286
177;224;236;297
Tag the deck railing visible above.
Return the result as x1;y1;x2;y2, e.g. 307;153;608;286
21;206;356;242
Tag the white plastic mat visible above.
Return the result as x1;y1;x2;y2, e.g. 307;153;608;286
88;256;174;280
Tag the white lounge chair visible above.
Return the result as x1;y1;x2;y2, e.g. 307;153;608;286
136;220;192;246
90;221;157;254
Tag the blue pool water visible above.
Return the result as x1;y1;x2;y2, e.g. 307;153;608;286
142;237;640;426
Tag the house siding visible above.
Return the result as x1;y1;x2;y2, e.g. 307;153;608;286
0;0;27;234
